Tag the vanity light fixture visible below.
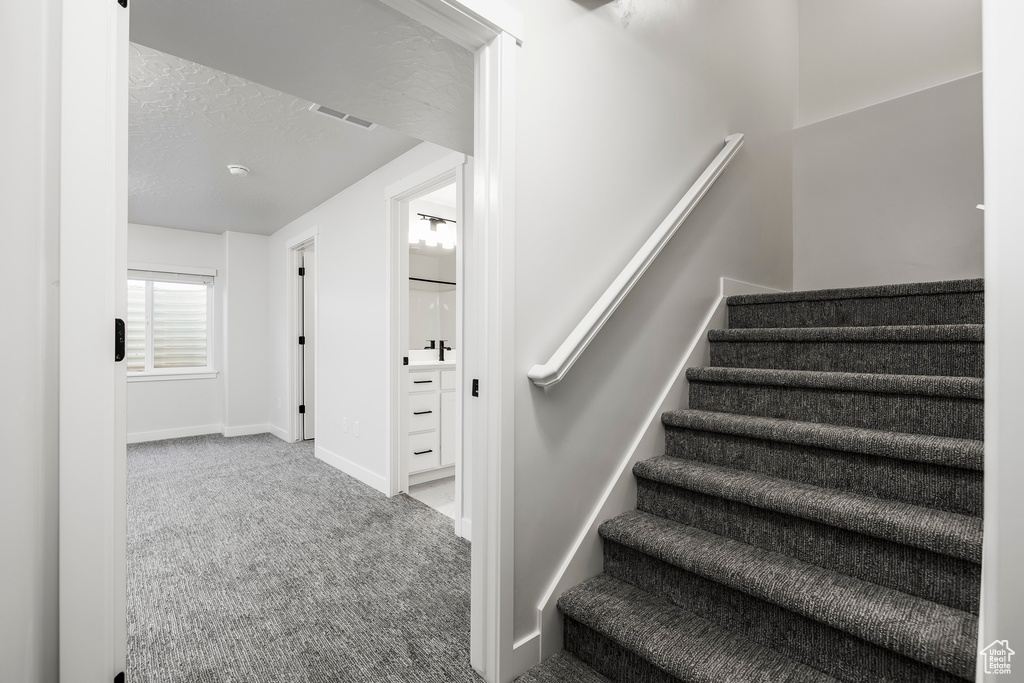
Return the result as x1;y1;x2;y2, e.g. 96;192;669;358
410;213;456;250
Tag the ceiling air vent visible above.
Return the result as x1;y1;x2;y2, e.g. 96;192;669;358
309;103;377;131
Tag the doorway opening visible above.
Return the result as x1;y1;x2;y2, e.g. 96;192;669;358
393;173;465;528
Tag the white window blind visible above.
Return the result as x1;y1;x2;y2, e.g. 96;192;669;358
126;280;147;372
127;268;215;376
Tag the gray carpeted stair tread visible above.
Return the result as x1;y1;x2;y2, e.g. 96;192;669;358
708;324;984;343
726;279;983;329
687;368;983;439
515;652;612;683
599;511;978;679
726;279;984;307
559;574;840;683
633;457;982;562
686;366;983;399
662;409;983;471
708;324;983;377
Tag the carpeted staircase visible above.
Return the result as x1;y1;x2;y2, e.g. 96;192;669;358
519;279;984;683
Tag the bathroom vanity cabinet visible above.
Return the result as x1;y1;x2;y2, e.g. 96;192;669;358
407;364;456;484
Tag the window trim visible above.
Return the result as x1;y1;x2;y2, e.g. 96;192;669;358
127;371;218;383
127;267;216;380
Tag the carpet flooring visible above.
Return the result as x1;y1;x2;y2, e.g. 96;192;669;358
127;433;481;683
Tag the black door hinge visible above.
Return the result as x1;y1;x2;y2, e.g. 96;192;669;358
472;379;480;397
299;405;306;414
116;0;127;7
114;318;125;362
114;673;125;683
298;267;305;276
403;356;409;366
298;336;305;345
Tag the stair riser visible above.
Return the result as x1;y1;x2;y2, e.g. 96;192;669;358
563;619;681;683
688;382;983;440
604;542;973;683
727;292;984;329
709;340;982;377
635;479;980;612
663;426;983;516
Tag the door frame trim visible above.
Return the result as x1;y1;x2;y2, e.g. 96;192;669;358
58;0;129;679
285;227;319;442
385;152;466;500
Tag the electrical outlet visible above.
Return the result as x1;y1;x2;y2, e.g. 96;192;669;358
277;397;282;409
342;417;348;433
354;421;360;438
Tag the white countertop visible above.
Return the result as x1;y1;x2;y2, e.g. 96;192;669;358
409;360;456;368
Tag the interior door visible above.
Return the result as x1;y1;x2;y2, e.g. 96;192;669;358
59;0;129;678
301;246;316;440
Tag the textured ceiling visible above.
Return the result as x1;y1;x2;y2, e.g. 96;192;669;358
128;43;420;235
130;0;474;155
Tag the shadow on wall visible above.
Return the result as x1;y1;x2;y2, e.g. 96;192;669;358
572;0;616;8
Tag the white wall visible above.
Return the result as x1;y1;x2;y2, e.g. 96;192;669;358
127;224;270;441
268;142;457;490
0;0;59;680
981;2;1024;677
222;231;271;435
798;0;982;126
793;74;984;290
127;224;224;441
510;0;798;652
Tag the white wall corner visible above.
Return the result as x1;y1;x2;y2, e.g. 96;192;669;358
533;277;785;661
221;424;273;438
284;224;319;250
315;444;389;495
268;424;292;442
459;517;472;543
127;424;223;444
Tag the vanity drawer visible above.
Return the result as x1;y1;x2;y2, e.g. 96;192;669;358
409;431;440;473
408;370;440;394
408;393;440;433
440;368;456;391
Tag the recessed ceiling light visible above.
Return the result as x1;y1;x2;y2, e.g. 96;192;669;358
227;164;250;177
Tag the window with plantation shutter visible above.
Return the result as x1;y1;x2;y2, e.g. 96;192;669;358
153;282;208;368
126;280;147;372
127;267;215;379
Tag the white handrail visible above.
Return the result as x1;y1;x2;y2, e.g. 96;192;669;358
528;133;745;388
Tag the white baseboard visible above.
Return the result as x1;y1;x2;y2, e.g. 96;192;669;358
315;444;389;495
409;464;455;486
127;424;222;444
268;424;291;442
512;631;542;677
452;516;471;540
533;277;785;660
221;423;273;438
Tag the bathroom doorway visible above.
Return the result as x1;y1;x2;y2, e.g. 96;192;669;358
386;157;471;539
406;181;459;518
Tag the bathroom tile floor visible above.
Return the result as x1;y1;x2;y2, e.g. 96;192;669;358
409;476;457;519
